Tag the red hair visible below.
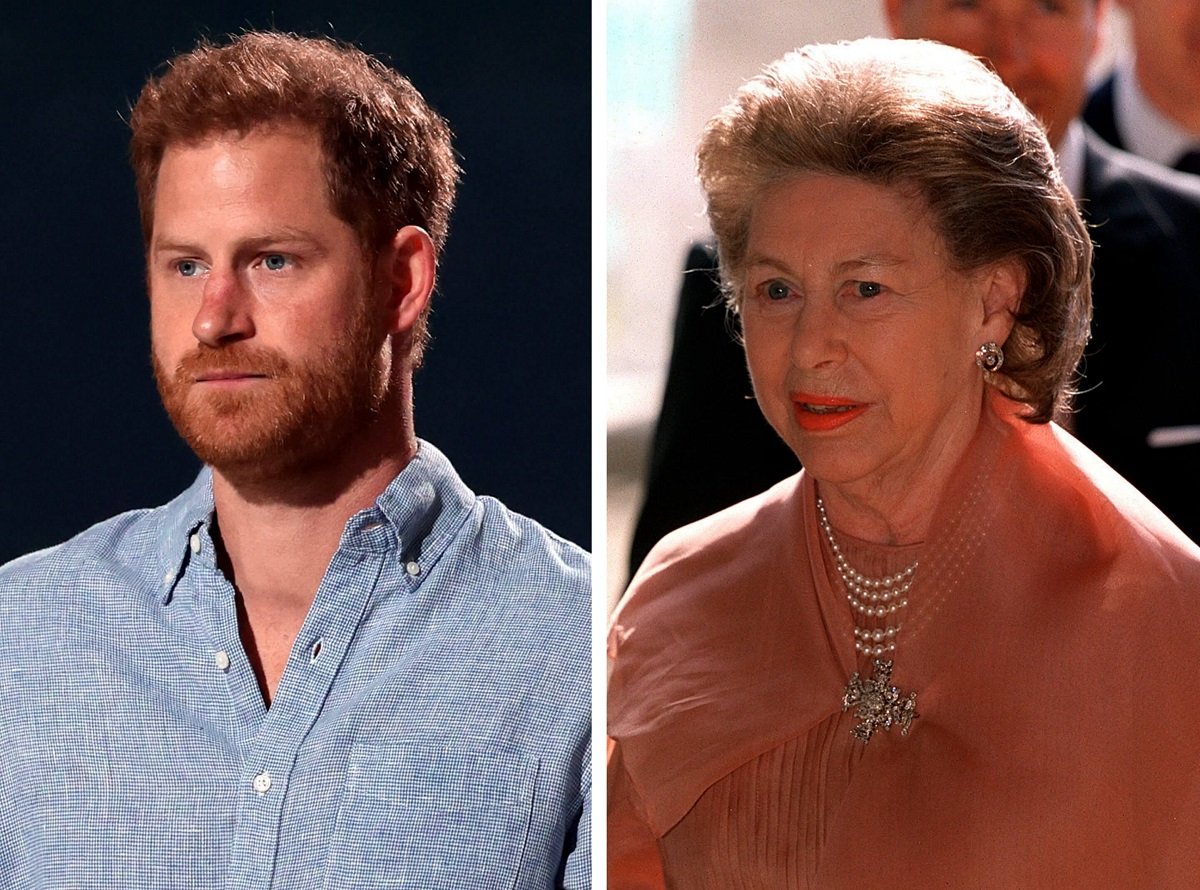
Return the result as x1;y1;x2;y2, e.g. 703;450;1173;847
129;31;459;257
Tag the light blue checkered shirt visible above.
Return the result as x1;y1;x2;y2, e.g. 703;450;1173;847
0;441;590;888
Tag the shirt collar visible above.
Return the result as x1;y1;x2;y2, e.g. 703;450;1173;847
363;439;476;565
1056;119;1087;201
154;439;476;603
153;468;214;603
1113;58;1197;169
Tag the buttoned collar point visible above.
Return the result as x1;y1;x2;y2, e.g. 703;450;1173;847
153;468;215;605
355;441;474;570
326;441;475;597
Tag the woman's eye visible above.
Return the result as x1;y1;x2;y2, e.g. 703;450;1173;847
856;281;882;298
262;254;289;271
765;280;792;301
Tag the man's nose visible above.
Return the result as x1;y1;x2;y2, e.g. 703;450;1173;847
192;270;255;346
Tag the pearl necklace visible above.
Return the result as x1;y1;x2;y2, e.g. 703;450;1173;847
816;494;921;742
815;496;918;657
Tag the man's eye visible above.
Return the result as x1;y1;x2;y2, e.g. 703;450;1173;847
765;280;792;301
856;281;882;298
262;254;289;271
176;260;201;278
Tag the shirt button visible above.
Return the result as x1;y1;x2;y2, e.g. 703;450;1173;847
213;651;231;671
189;534;201;555
161;569;174;585
405;561;421;576
252;771;272;794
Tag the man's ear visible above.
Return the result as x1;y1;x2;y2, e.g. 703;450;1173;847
977;257;1025;346
379;225;436;336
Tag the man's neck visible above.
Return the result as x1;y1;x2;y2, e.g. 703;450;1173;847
208;418;415;706
209;400;416;608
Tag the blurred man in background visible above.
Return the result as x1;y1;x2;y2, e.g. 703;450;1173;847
1086;0;1200;172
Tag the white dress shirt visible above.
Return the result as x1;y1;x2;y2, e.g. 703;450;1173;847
1055;119;1086;200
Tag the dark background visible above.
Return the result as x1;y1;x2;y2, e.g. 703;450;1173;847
0;2;590;560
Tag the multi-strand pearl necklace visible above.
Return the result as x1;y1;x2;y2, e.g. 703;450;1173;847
817;493;922;743
815;496;918;658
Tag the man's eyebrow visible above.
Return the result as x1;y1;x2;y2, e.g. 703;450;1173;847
150;237;201;256
151;228;324;255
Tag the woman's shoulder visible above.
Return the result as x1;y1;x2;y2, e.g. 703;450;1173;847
616;472;805;618
1029;420;1200;565
995;413;1200;619
608;470;840;835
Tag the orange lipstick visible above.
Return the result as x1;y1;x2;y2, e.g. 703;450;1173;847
791;391;868;432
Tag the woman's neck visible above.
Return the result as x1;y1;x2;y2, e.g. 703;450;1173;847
815;405;985;545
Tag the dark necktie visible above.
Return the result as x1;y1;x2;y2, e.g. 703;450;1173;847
1175;149;1200;176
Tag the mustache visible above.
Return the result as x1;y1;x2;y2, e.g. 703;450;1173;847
173;343;291;380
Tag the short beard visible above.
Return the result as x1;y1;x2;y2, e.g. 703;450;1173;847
153;294;390;488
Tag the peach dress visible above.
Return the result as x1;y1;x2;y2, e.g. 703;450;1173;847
609;398;1200;888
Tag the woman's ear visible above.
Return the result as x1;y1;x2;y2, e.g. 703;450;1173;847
978;257;1025;345
379;225;437;336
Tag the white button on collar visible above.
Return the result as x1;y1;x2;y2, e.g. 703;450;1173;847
405;561;421;577
162;569;174;585
189;534;201;555
214;651;231;671
252;771;272;794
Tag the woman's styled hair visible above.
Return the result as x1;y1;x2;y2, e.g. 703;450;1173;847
130;31;461;361
697;37;1092;422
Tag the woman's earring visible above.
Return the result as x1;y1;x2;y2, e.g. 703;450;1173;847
975;341;1004;372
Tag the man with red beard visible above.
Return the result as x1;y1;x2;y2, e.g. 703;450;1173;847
0;32;589;889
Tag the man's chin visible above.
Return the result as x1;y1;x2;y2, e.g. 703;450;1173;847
172;406;369;489
156;343;388;488
189;437;328;488
168;408;296;478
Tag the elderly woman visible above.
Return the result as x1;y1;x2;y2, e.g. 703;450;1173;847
608;37;1200;888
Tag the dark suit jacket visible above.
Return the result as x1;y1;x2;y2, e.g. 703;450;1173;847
630;128;1200;574
1083;74;1125;152
627;244;798;572
1074;132;1200;537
